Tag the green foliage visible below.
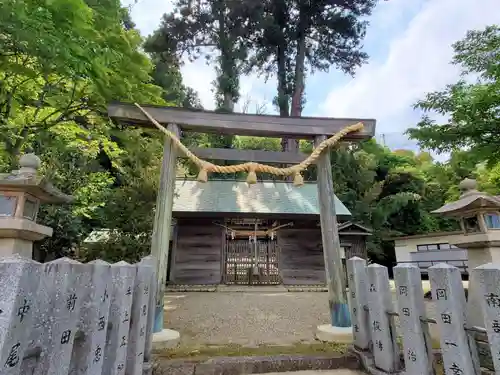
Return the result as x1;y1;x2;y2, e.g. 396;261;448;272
0;0;172;260
315;139;472;264
144;0;250;112
242;0;379;118
0;0;164;171
79;176;158;263
407;25;500;163
76;126;165;262
149;53;203;109
2;1;497;270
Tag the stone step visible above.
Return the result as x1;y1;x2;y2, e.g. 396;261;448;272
154;353;361;375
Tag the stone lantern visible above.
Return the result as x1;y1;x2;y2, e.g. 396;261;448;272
433;178;500;262
432;177;500;329
0;153;73;258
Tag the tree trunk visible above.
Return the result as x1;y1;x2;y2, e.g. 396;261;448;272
282;14;307;180
291;36;306;118
217;0;235;113
277;46;289;118
214;0;237;179
270;0;291;156
286;33;306;154
278;44;292;155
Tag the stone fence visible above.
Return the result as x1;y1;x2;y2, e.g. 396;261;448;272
347;256;500;374
0;254;157;375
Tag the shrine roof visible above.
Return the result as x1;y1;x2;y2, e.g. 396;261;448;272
172;179;351;218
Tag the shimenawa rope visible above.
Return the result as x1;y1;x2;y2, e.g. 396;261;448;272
134;103;364;186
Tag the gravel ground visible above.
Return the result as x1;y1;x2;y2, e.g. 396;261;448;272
164;292;331;347
163;291;438;348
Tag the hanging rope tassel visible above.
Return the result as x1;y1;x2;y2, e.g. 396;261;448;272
293;172;304;187
197;166;209;183
246;163;258;184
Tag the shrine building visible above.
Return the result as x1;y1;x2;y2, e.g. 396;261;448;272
168;178;371;286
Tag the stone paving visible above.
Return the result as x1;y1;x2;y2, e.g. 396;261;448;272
163;291;438;348
164;292;330;347
263;371;363;375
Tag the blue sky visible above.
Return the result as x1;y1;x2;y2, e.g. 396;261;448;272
124;0;500;153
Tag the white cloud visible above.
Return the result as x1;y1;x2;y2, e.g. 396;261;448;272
126;0;500;121
180;62;274;111
180;60;217;109
180;61;276;112
320;0;500;134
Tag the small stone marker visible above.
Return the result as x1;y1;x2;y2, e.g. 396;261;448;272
473;262;500;373
140;256;157;375
0;255;41;375
69;259;112;375
103;261;137;375
428;263;479;375
346;257;370;350
33;258;86;375
394;263;434;375
126;261;154;375
366;264;399;372
467;266;485;332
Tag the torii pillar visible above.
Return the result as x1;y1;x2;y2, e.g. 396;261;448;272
150;124;181;349
315;136;353;343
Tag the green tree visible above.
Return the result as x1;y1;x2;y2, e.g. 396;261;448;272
145;0;254;179
79;133;164;263
317;140;464;265
0;0;169;259
242;0;380;152
149;53;203;109
0;0;163;164
407;25;500;163
145;0;250;112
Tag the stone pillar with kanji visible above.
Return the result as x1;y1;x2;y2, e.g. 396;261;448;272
0;153;73;258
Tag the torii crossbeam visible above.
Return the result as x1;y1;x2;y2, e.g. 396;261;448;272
107;101;376;338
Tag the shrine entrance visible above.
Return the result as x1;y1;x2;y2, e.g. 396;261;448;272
223;237;280;285
107;101;376;332
221;219;280;285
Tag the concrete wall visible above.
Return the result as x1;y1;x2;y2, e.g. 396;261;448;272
394;231;468;267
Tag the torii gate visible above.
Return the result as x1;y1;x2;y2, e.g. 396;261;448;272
107;102;376;340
